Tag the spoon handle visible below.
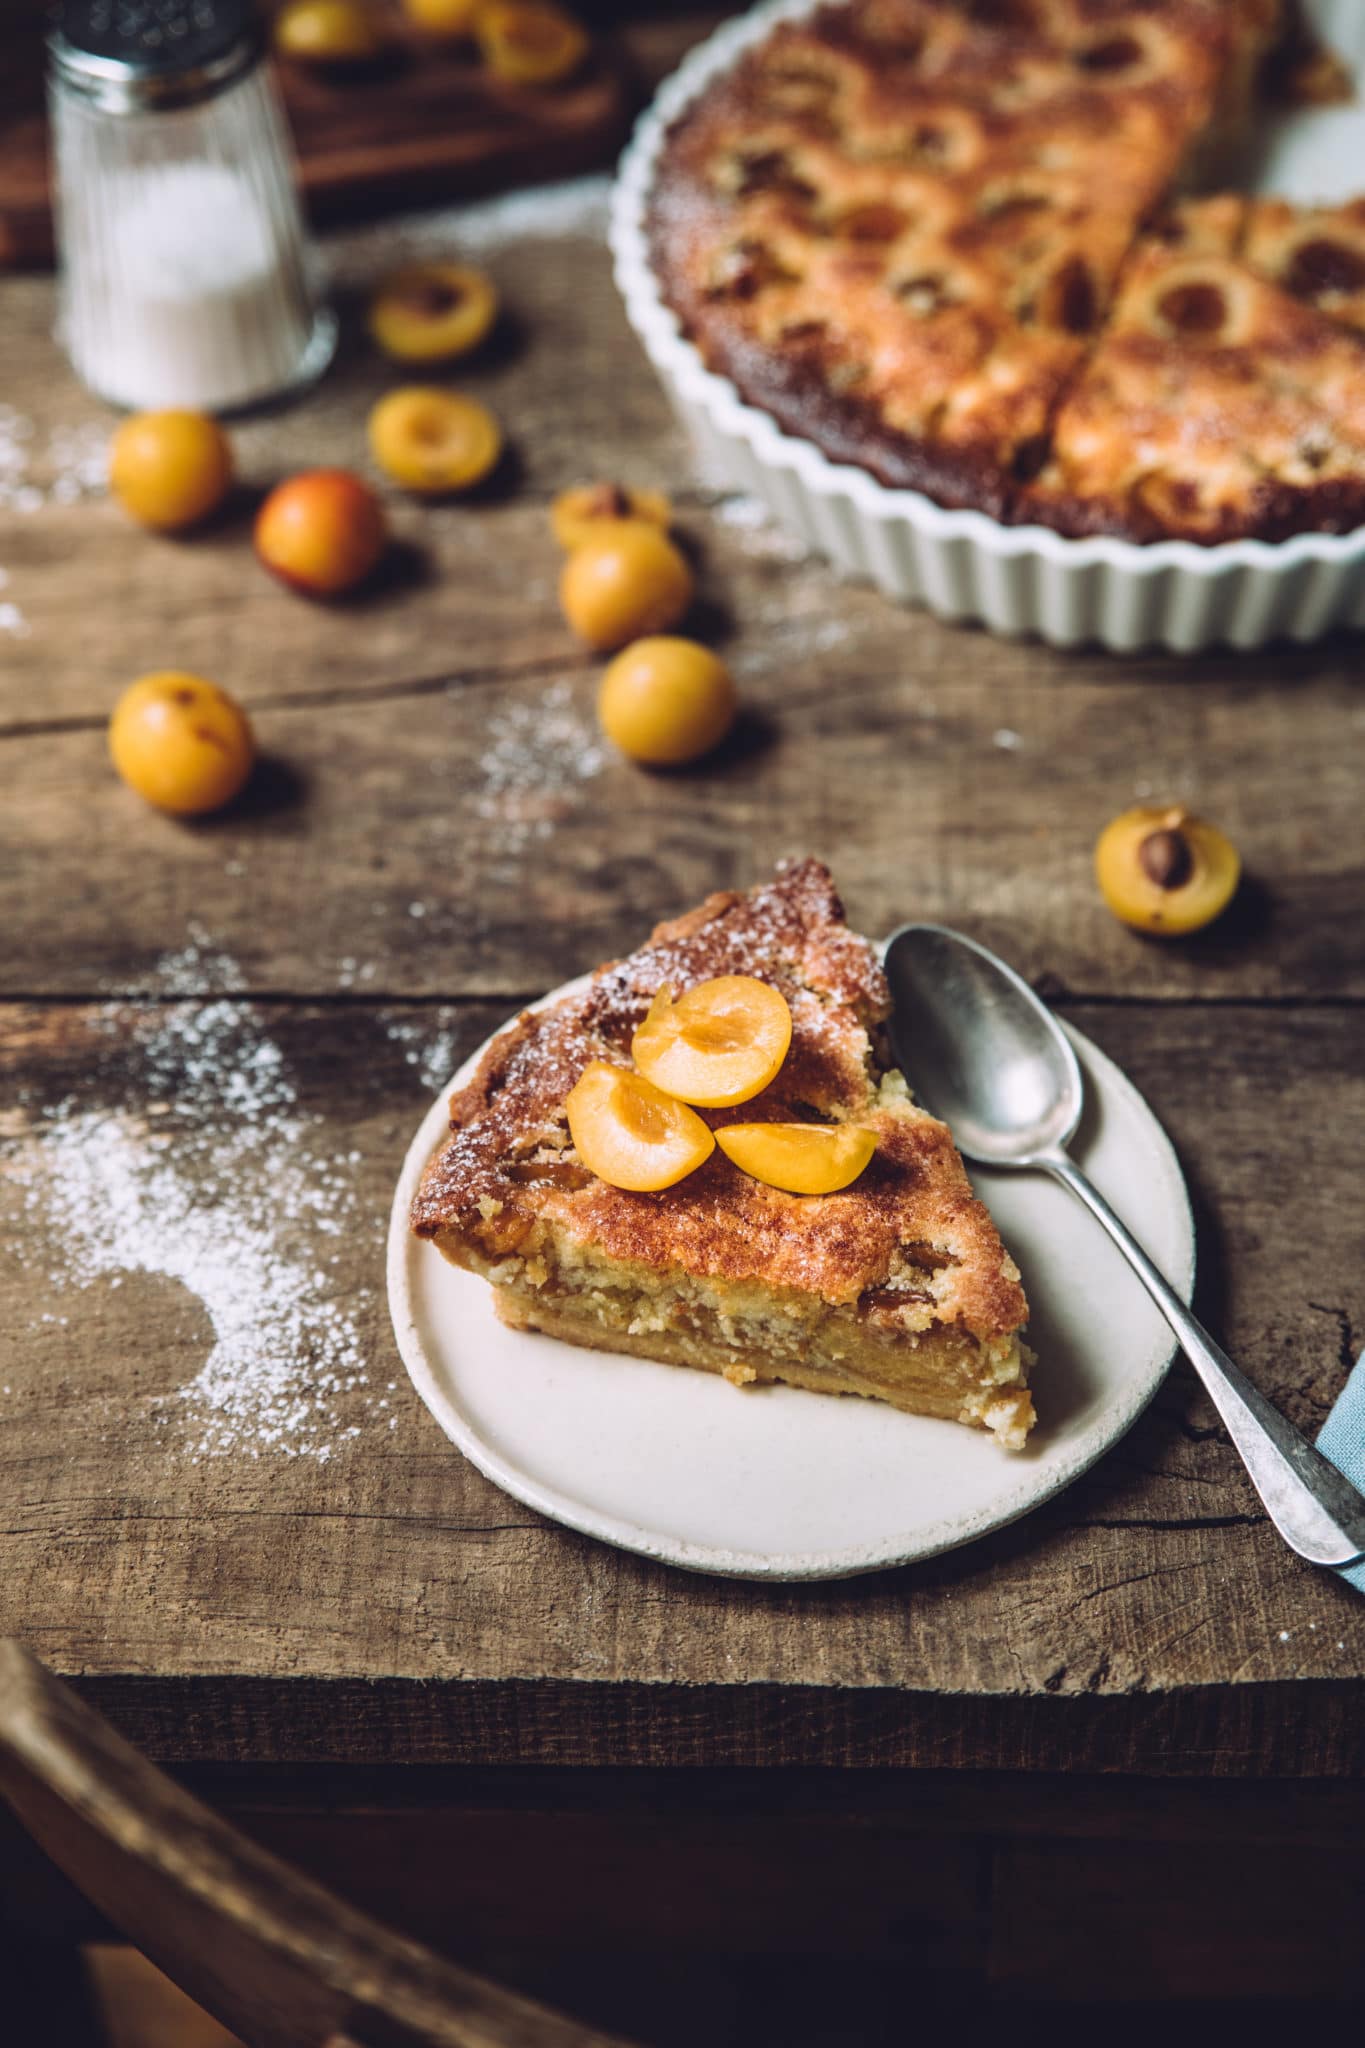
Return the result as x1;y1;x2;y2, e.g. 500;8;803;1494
1039;1149;1365;1570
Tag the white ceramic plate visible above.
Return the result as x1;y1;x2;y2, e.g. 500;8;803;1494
387;973;1195;1581
609;0;1365;651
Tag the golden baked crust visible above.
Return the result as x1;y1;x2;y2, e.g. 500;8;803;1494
1243;197;1365;335
492;1288;1036;1447
649;0;1231;517
1017;198;1365;540
647;0;1365;542
412;860;1033;1442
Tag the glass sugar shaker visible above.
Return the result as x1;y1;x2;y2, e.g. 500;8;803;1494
48;0;337;413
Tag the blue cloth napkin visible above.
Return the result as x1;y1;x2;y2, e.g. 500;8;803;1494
1317;1348;1365;1590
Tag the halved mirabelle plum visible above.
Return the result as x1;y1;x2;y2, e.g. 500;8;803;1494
564;1061;714;1192
476;0;588;83
632;976;792;1108
368;387;501;495
401;0;481;41
1094;804;1240;935
715;1123;877;1196
368;263;498;364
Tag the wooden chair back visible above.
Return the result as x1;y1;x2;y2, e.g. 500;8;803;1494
0;1640;632;2048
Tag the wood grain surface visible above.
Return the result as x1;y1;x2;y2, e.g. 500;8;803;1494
3;20;1365;1782
0;4;634;268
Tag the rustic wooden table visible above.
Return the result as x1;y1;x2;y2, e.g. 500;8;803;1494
3;19;1365;2028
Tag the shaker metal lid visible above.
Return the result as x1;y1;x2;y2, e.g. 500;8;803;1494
50;0;262;109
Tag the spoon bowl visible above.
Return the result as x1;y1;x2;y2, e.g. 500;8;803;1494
881;919;1365;1571
883;923;1082;1166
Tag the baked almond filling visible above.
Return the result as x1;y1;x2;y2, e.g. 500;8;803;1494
413;862;1036;1449
453;1219;1034;1450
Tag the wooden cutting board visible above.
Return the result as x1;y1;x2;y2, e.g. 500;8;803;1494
0;8;636;268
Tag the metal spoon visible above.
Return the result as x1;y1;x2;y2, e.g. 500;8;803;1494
884;922;1365;1570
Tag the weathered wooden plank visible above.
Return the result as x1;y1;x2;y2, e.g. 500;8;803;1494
986;1835;1365;1990
4;637;1362;999
5;476;1357;734
128;1800;1365;1995
192;1762;1365;1841
5;99;1365;1788
52;1678;1365;1776
2;995;1361;1752
0;190;684;583
991;1837;1365;1999
4;176;1361;999
0;495;577;722
0;495;927;725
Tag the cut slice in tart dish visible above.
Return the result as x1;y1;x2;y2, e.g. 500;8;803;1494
1016;196;1365;543
411;860;1034;1449
642;0;1363;544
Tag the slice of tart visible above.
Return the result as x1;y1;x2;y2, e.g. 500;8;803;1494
1014;197;1365;541
1242;197;1365;338
412;860;1034;1448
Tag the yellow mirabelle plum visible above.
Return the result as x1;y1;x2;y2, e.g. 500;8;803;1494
632;976;791;1107
560;528;692;651
564;1061;715;1191
109;672;254;816
108;409;233;532
597;637;735;765
274;0;388;62
368;388;502;495
476;0;588;83
254;469;387;597
1095;805;1240;935
551;482;671;552
368;263;498;364
715;1123;877;1195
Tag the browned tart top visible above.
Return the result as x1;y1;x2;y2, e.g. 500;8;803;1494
412;860;1028;1343
647;0;1365;542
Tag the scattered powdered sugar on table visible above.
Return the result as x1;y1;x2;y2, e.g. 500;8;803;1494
0;567;29;638
123;919;247;997
711;491;812;564
732;606;860;683
805;616;857;654
0;405;107;514
385;1010;463;1096
474;677;605;864
6;935;378;1461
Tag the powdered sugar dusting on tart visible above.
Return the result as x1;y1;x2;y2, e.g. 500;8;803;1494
412;860;1029;1346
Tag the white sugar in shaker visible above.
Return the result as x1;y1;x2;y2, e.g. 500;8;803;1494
48;0;337;412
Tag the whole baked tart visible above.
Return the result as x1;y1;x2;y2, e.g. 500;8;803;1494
647;0;1365;543
412;861;1035;1448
